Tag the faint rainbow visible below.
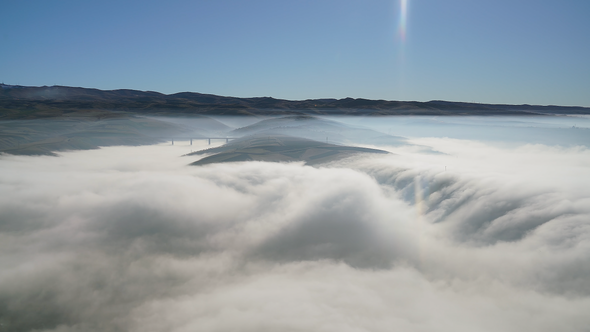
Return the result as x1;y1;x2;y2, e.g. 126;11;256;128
414;175;426;266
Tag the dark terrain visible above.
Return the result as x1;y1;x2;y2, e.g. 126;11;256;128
2;84;589;119
186;134;389;166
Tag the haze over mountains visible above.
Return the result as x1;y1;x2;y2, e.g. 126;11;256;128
187;134;389;166
0;111;410;157
2;84;590;119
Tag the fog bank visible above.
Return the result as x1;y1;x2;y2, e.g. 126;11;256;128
1;117;590;331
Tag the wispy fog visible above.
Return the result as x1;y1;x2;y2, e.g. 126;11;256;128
1;116;589;331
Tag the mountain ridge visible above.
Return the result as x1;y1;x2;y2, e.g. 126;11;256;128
2;84;589;119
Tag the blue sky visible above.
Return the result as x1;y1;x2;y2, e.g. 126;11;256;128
2;0;589;106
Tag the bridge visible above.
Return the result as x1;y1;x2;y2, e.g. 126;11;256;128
169;137;238;145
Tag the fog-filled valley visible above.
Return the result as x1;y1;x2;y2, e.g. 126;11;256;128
1;115;590;331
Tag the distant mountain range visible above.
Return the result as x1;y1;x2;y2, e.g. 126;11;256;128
2;84;589;119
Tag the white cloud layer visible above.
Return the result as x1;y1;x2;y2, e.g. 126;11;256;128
1;136;590;331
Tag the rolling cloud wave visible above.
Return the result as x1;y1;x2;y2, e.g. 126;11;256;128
1;137;589;331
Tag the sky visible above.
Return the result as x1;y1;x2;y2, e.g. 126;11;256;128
1;0;589;106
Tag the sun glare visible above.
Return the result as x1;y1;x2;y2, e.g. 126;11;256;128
398;0;408;41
